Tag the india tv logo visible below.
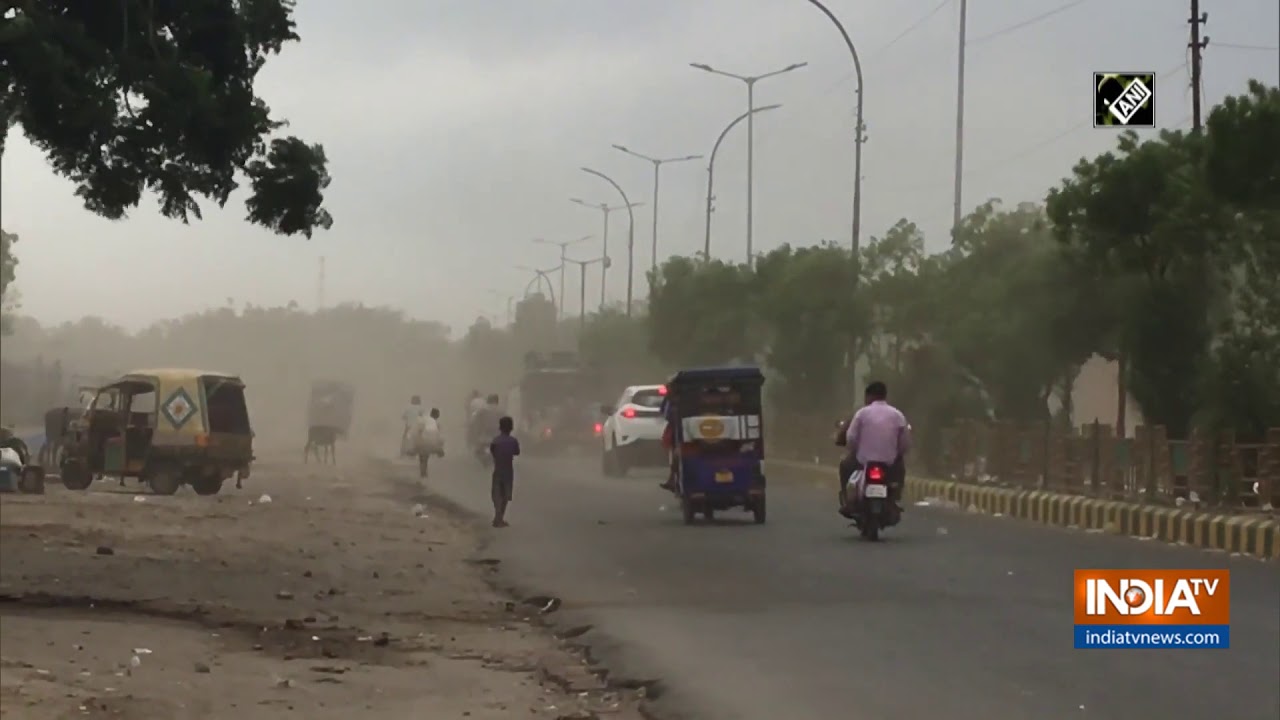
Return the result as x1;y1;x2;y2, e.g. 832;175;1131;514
1073;569;1230;649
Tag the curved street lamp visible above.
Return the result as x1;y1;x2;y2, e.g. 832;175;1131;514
532;235;591;321
581;167;638;317
803;0;866;266
690;61;806;266
516;264;560;313
703;104;782;260
570;197;644;307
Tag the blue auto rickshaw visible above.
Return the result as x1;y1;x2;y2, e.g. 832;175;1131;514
663;366;766;524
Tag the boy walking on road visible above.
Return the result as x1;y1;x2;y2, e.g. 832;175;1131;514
489;416;520;528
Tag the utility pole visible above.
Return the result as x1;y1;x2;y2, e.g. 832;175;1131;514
1189;0;1209;132
951;0;968;240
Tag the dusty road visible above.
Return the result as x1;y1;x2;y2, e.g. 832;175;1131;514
428;455;1280;720
0;452;648;720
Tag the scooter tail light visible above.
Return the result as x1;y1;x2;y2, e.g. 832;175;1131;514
867;466;884;481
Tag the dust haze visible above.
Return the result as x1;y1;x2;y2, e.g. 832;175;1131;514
0;302;503;450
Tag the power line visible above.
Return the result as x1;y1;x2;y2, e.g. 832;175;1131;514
816;0;1094;100
884;60;1189;194
968;0;1093;45
872;0;954;60
972;61;1188;173
1214;42;1279;51
811;0;954;99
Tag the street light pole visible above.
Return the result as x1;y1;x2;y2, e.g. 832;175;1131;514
564;256;607;332
610;146;701;274
571;197;643;309
516;264;560;313
691;61;806;266
803;0;866;267
703;104;782;260
581;168;638;317
532;236;591;322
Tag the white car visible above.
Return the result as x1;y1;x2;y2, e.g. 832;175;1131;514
600;384;668;476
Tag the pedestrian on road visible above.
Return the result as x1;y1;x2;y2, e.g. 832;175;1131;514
401;395;424;456
489;416;520;528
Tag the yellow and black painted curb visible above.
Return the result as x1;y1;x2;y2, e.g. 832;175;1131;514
766;460;1278;560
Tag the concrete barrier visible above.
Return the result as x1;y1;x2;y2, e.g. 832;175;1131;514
767;459;1279;560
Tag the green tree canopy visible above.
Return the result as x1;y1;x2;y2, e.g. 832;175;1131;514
1046;129;1229;435
647;257;756;367
0;229;18;335
754;243;861;415
4;1;332;237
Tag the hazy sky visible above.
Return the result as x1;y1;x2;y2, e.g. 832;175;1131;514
3;0;1277;335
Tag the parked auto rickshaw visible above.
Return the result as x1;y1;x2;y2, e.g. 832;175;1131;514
664;366;766;524
60;368;255;495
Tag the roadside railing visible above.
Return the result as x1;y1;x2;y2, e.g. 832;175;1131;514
771;415;1279;515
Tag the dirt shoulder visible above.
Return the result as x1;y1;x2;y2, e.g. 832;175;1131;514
0;455;648;719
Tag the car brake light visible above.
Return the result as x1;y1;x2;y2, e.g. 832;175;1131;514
621;407;636;419
867;466;883;482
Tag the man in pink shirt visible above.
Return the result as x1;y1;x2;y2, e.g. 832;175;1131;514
836;381;911;517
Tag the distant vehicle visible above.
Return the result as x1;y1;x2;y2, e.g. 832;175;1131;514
600;384;669;476
513;351;607;455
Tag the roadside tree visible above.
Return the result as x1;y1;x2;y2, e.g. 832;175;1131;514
3;1;332;237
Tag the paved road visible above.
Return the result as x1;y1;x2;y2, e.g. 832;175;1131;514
427;456;1278;720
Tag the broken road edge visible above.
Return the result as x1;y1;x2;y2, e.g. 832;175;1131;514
424;491;671;720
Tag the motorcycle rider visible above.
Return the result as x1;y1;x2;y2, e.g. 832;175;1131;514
468;394;502;450
836;381;911;520
468;390;486;417
401;395;424;456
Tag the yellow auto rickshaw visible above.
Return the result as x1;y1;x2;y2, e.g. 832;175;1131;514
60;368;255;495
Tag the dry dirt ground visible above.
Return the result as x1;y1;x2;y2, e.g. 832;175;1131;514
0;452;649;720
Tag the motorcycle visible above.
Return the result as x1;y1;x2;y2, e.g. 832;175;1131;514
849;461;898;541
834;418;902;541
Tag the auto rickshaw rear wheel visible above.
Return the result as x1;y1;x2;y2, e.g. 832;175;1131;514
146;467;182;496
191;473;224;496
680;497;696;525
752;496;766;524
60;458;93;491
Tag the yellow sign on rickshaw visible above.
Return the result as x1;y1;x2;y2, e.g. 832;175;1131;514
698;418;725;438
